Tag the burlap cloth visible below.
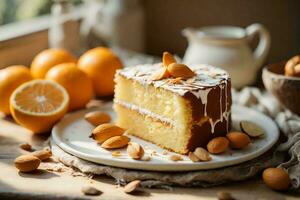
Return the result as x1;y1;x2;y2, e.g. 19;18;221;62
49;50;300;189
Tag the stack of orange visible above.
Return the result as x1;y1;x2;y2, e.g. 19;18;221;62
0;47;123;134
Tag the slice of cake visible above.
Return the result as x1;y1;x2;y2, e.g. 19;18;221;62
114;53;231;154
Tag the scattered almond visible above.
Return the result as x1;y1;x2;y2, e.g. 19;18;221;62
162;150;169;155
127;142;144;160
81;185;102;196
14;155;40;172
163;51;177;67
169;154;183;161
101;135;130;149
31;149;52;161
167;63;196;79
226;132;251;149
240;120;265;138
150;67;170;81
188;152;200;162
263;168;290;191
85;111;111;126
142;156;151;161
217;191;234;200
194;147;211;161
124;180;141;194
19;143;32;151
91;123;125;144
112;151;122;157
207;137;229;154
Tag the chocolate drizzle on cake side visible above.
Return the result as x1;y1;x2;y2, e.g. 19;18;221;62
117;63;231;137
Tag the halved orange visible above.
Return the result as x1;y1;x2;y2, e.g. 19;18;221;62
10;80;69;134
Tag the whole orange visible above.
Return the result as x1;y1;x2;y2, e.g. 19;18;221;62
31;48;76;79
78;47;122;97
45;63;94;111
0;65;32;115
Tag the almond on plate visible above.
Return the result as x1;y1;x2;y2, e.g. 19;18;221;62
169;154;183;161
194;147;212;161
90;123;125;144
127;142;144;160
84;111;111;126
101;135;130;149
226;131;251;149
207;137;229;154
240;120;265;138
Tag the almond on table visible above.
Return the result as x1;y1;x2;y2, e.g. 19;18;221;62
19;143;32;151
262;168;290;191
14;155;40;172
123;180;141;194
31;149;52;161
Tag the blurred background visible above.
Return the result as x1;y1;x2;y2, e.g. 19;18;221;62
0;0;299;79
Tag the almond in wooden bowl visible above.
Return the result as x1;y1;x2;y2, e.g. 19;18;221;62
263;62;300;115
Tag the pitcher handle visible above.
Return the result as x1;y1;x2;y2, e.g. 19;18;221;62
246;23;271;70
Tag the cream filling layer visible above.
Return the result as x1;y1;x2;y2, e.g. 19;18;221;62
114;99;175;126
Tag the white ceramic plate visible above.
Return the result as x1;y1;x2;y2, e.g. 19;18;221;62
51;103;279;171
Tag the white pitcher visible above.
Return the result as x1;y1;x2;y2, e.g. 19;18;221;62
182;24;270;88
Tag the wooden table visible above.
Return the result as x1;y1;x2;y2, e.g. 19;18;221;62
0;114;299;200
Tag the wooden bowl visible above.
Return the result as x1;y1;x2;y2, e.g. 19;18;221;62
262;62;300;115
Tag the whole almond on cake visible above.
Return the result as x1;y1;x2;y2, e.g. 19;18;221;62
162;51;177;67
167;63;196;79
